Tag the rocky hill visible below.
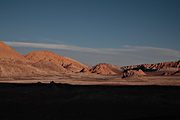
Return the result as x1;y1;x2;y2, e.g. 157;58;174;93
0;41;27;61
0;41;87;77
89;63;122;75
0;42;46;77
0;41;180;78
121;60;180;76
25;51;87;73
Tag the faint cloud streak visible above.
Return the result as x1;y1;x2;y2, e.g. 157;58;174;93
5;41;180;65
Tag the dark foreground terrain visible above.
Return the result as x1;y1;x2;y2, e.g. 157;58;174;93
0;83;180;120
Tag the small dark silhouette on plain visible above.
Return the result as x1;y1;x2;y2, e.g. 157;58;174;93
50;81;55;84
37;81;42;84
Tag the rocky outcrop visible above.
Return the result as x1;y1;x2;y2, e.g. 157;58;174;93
122;69;146;78
122;61;180;72
90;63;122;75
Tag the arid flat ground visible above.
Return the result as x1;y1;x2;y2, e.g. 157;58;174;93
1;73;180;119
0;83;180;120
0;73;180;86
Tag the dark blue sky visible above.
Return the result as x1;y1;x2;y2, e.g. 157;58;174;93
0;0;180;49
1;0;180;65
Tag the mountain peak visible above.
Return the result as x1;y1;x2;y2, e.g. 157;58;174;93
25;50;87;72
0;41;26;61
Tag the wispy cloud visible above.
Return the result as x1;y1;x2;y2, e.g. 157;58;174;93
5;41;180;55
5;41;180;65
5;41;103;53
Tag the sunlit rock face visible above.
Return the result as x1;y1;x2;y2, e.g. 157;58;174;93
90;63;122;75
122;69;146;78
0;41;88;77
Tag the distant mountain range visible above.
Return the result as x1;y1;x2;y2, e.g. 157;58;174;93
0;41;179;78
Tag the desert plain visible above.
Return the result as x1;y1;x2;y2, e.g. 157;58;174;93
0;41;180;120
0;41;180;85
